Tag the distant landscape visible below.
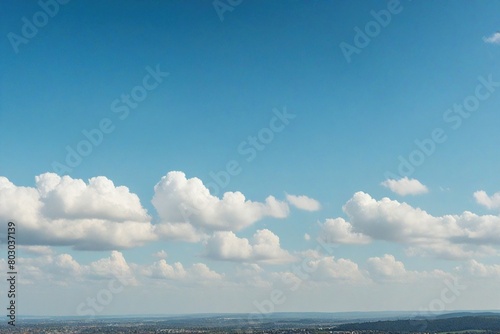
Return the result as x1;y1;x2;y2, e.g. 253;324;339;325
2;312;500;333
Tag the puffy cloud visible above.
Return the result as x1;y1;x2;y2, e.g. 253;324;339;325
311;256;367;282
366;254;452;284
317;218;371;244
381;177;428;196
205;229;295;264
36;173;149;222
0;174;156;250
366;254;407;282
16;253;83;285
342;192;500;259
87;250;136;284
142;260;223;282
152;172;289;235
457;260;500;278
144;259;187;280
285;193;321;211
189;263;224;281
276;254;368;285
474;190;500;210
153;250;168;259
483;32;500;44
304;233;311;241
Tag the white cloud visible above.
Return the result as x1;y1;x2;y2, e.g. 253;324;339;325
342;191;500;259
285;193;321;211
15;251;135;286
381;177;428;196
277;254;368;285
0;174;157;250
205;229;295;264
142;260;223;282
87;250;137;285
143;259;187;280
155;222;205;243
483;32;500;44
474;190;500;210
457;259;500;278
304;233;311;241
152;172;289;236
153;250;168;259
36;173;150;222
317;218;371;244
311;256;367;282
366;254;451;284
19;245;54;256
366;254;408;282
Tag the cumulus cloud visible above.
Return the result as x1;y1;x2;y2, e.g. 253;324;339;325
153;250;168;259
483;32;500;44
457;259;500;278
381;177;428;196
366;254;408;282
16;251;136;285
342;191;500;259
4;250;227;288
311;256;367;282
276;254;368;285
152;172;289;236
285;193;321;211
366;254;451;284
318;218;371;244
474;190;500;210
87;250;136;285
36;173;150;222
205;229;295;264
0;174;156;250
142;260;223;282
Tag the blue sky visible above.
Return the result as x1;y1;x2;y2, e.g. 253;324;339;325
1;0;500;316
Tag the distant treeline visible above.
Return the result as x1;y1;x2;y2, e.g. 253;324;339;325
334;315;500;332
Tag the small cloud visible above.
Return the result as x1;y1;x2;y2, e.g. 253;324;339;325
381;177;428;196
153;250;168;259
474;190;500;210
304;233;311;241
483;32;500;44
285;193;321;211
317;218;371;245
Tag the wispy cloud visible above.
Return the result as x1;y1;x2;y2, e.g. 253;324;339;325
483;32;500;44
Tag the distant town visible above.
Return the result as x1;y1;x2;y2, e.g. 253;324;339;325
2;312;500;334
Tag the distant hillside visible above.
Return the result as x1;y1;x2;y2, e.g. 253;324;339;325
335;314;500;332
